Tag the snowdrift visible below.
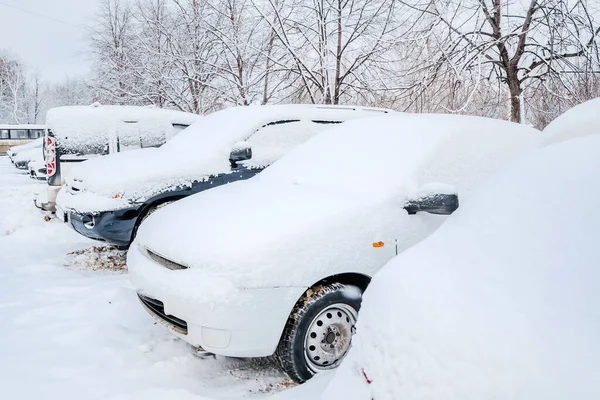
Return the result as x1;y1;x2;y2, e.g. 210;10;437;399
542;97;600;146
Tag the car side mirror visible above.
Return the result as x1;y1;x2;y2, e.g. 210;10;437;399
230;141;252;165
404;184;459;215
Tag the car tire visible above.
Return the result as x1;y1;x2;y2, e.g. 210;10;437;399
276;282;362;383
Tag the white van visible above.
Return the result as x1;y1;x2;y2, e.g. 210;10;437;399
37;104;200;212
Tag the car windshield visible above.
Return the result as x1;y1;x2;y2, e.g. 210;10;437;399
258;114;445;195
259;113;541;197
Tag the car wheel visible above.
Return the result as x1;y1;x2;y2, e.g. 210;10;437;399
276;282;362;383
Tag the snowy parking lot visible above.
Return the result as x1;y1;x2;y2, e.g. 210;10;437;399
0;156;324;399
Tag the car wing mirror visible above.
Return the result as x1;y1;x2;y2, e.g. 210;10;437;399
404;183;459;215
229;141;252;165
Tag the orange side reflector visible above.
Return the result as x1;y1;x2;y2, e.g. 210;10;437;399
372;241;384;248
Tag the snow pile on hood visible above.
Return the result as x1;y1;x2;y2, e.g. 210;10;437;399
7;137;43;156
134;113;540;289
13;146;43;164
541;97;600;146
65;104;390;202
325;135;600;400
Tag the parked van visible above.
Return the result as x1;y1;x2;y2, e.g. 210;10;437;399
57;104;391;247
37;104;200;212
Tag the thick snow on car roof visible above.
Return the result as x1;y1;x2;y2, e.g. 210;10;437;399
0;124;45;130
162;104;390;153
325;135;600;400
46;104;200;144
541;97;600;146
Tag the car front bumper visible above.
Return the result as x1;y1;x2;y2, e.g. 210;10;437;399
127;244;306;357
63;205;143;247
14;160;29;169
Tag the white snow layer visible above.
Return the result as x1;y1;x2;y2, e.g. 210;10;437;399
62;104;390;209
541;97;600;146
325;134;600;400
133;113;541;293
0;156;312;399
12;145;44;164
7;137;43;156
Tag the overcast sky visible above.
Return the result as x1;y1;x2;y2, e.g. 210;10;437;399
0;0;99;82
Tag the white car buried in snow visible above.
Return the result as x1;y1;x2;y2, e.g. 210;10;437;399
325;134;600;400
127;113;541;383
12;145;43;170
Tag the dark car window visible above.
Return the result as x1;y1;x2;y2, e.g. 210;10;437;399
244;119;341;168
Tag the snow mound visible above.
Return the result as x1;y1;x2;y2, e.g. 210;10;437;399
325;135;600;400
13;146;43;164
7;137;43;156
542;97;600;146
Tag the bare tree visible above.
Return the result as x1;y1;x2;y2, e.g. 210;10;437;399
0;52;28;123
258;0;397;104
401;0;600;122
90;0;137;103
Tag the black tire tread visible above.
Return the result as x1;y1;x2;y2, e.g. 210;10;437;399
276;282;351;383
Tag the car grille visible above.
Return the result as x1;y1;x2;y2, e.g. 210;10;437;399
138;294;188;334
146;248;188;270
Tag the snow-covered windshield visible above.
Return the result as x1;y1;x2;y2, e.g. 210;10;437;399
259;113;542;197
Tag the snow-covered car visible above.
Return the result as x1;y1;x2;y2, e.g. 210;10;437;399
325;133;600;400
57;104;391;248
13;146;43;170
38;104;201;212
541;97;600;146
127;113;541;383
8;137;43;166
28;155;47;180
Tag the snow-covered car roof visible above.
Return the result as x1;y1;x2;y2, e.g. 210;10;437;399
0;124;45;130
162;104;390;153
326;134;600;400
46;104;201;141
541;97;600;146
134;113;541;290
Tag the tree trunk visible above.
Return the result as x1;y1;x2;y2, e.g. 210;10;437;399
507;68;522;123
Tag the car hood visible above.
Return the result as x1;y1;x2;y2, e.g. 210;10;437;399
66;147;230;201
13;147;42;163
133;178;435;288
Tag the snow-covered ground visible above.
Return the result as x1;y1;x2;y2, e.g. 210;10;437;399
0;155;324;399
